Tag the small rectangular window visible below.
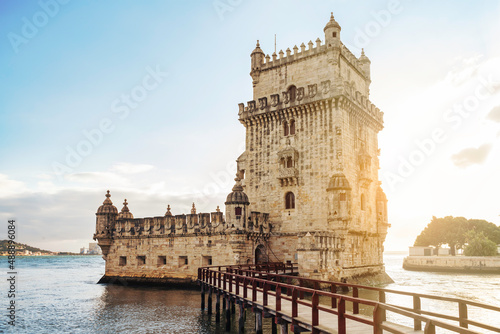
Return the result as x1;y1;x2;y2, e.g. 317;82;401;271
235;207;242;216
119;256;127;266
179;256;188;267
202;256;212;266
157;256;166;266
137;256;146;266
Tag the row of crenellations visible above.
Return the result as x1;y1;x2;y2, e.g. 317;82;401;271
261;39;363;73
113;211;271;236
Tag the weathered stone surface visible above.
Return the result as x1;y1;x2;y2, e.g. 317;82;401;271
94;13;391;286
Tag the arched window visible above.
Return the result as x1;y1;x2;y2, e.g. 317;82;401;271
361;194;366;211
340;193;346;201
288;86;296;103
286;157;293;168
289;120;295;135
284;121;289;136
285;192;295;209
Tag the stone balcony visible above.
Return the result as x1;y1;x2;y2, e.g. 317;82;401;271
278;167;298;186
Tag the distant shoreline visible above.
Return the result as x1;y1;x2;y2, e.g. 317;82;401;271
403;255;500;274
0;254;101;257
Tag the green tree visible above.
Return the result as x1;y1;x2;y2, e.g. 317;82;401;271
464;231;498;256
466;219;500;244
414;216;467;255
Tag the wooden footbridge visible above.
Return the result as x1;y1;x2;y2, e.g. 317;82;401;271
198;262;500;334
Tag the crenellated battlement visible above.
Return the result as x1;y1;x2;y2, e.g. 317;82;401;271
258;41;367;79
94;198;273;240
237;79;383;127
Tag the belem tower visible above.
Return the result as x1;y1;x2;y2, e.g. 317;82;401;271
94;13;391;285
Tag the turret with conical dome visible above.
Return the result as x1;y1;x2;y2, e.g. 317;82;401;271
250;40;265;88
225;174;250;229
324;12;341;49
94;190;118;257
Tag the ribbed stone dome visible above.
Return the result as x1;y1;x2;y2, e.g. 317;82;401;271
327;173;351;190
225;176;249;205
97;190;118;215
251;40;264;55
324;12;341;32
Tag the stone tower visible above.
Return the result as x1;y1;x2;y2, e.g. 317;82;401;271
236;13;390;282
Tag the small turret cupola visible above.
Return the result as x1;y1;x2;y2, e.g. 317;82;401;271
165;204;172;216
118;199;134;219
250;40;265;87
324;12;341;48
94;190;118;256
359;48;371;80
225;174;250;229
327;173;352;221
97;190;118;215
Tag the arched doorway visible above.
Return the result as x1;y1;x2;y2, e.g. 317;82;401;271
255;244;268;264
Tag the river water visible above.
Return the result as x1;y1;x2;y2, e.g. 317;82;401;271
1;252;499;333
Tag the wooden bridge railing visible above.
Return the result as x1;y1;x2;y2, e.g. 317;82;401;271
198;264;500;334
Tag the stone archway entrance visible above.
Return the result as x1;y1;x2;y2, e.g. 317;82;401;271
255;244;268;264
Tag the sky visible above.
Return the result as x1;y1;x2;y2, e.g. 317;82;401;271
1;0;499;252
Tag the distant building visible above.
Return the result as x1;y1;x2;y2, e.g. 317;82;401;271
80;247;88;254
409;246;433;256
88;243;102;255
409;246;452;256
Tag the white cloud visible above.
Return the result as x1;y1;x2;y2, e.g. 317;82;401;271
0;174;29;198
109;162;154;174
65;171;129;186
451;143;493;168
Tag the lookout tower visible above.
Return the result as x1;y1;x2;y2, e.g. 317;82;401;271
236;13;390;282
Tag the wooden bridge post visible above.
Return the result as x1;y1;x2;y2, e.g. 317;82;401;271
225;295;231;332
338;298;346;334
378;291;386;322
352;287;359;314
216;291;221;323
238;301;245;334
280;322;289;334
413;296;421;330
255;309;263;334
459;302;468;328
271;316;277;334
201;284;205;311
373;304;384;334
311;292;319;333
207;287;212;315
331;284;337;308
232;297;236;314
424;320;436;334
